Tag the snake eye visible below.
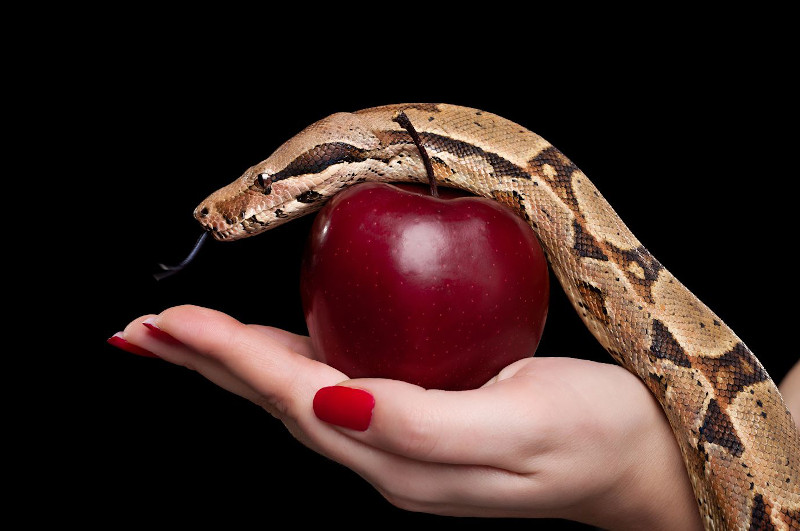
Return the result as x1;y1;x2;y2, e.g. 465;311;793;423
256;173;272;195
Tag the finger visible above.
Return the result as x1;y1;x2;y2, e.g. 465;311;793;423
140;305;346;420
248;325;316;359
115;314;265;405
311;367;553;471
112;308;357;462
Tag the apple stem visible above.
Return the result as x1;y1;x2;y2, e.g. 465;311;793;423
393;111;439;198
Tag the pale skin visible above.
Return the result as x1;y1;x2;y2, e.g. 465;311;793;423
115;305;800;530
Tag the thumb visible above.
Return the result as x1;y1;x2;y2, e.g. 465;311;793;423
311;373;544;470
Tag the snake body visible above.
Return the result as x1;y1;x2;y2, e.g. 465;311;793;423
194;103;799;529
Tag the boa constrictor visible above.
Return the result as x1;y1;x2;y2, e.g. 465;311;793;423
192;103;799;530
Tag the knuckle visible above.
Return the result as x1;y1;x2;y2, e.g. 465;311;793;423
375;477;459;517
251;369;304;421
378;487;419;513
254;394;292;420
392;403;442;459
384;494;437;515
373;478;431;514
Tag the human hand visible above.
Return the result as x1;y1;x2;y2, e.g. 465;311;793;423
110;304;702;530
780;359;800;428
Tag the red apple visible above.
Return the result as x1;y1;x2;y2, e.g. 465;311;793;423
300;182;549;391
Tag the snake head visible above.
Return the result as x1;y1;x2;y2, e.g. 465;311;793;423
194;111;392;241
193;164;298;241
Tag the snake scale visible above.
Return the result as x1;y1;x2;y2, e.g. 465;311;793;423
192;103;799;529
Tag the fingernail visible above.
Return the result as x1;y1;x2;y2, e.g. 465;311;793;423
142;320;181;344
107;333;159;358
313;386;375;431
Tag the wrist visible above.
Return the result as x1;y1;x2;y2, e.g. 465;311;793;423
585;395;703;530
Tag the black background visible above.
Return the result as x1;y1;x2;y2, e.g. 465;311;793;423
43;23;796;530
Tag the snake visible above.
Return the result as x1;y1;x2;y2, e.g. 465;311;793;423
190;103;799;529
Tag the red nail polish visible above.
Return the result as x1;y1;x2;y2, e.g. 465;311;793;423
313;386;375;431
142;322;181;344
107;334;159;358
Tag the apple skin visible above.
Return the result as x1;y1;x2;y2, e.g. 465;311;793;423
300;182;549;391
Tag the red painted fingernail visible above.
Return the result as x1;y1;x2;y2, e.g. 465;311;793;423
142;321;181;344
313;386;375;431
107;334;159;358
